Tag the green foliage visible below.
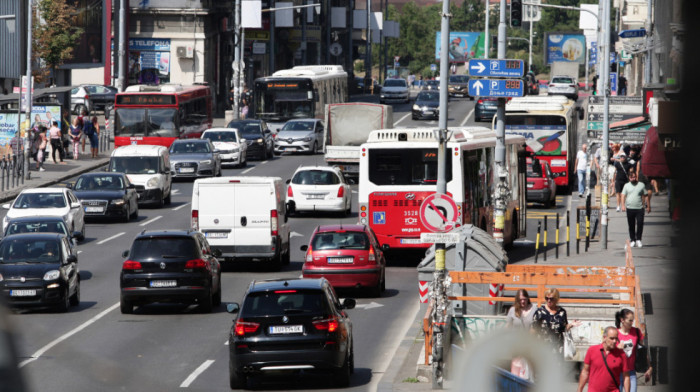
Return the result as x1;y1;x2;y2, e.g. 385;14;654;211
33;0;83;84
403;377;420;383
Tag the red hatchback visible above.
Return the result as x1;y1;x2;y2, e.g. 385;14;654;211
526;158;557;208
301;224;386;297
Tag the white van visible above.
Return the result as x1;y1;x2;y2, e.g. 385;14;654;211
191;176;290;269
108;145;173;207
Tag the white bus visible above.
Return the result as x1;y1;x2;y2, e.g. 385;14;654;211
252;65;348;132
358;127;527;251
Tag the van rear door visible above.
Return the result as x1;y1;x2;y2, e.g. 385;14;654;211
233;182;274;248
198;183;237;247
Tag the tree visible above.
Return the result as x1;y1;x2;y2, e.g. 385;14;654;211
33;0;83;85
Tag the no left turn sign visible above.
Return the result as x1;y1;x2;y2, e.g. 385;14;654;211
419;193;459;233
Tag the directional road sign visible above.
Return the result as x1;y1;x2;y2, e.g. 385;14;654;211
618;29;646;39
609;72;618;94
467;59;524;78
468;78;524;98
419;193;459;233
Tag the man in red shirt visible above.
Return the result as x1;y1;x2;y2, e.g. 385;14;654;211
577;326;630;392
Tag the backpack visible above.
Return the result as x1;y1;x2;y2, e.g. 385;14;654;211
83;121;95;136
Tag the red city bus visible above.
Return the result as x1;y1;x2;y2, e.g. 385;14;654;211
113;84;212;148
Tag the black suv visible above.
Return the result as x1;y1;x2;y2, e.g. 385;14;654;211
226;119;274;160
120;230;222;314
227;278;355;389
0;233;80;312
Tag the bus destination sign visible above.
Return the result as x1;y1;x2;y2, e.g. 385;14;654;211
116;94;176;105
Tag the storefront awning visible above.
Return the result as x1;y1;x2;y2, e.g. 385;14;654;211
641;126;672;178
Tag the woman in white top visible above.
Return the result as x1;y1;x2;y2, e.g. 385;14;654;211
506;289;536;329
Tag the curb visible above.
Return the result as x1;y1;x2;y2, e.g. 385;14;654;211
377;304;426;391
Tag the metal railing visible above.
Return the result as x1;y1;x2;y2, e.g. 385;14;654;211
0;152;25;192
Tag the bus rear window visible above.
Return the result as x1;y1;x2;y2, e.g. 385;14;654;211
367;148;451;185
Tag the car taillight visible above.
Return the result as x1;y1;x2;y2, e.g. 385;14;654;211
191;209;199;231
477;99;484;104
234;319;260;336
313;317;339;332
543;179;549;186
122;260;142;270
185;259;208;269
287;186;293;197
570;84;576;88
271;210;278;236
549;84;554;88
85;95;90;100
368;246;376;262
305;246;313;263
337;186;344;198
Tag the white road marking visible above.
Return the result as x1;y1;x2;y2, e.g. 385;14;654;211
290;231;304;238
396;112;412;125
260;160;269;165
77;250;83;254
224;339;229;345
353;301;384;310
171;189;180;195
180;359;215;387
352;190;358;194
97;232;125;245
173;203;190;211
460;108;475;127
140;216;162;226
242;167;254;174
19;302;120;368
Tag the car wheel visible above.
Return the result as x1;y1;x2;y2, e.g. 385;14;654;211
309;142;318;155
69;281;80;306
379;100;384;104
381;273;386;292
216;165;222;177
199;290;213;313
273;149;281;156
470;96;475;101
76;104;87;116
56;288;70;313
120;298;134;314
283;247;291;265
229;368;247;389
164;190;172;205
123;206;131;223
370;280;382;298
78;224;86;242
213;280;222;306
334;351;352;387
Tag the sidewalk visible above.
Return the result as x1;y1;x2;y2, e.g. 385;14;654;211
380;191;677;391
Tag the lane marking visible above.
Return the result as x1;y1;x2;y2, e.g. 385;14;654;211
19;302;120;368
173;203;190;211
459;108;475;127
260;160;269;165
140;216;162;227
180;359;215;388
171;189;180;195
395;112;412;125
77;250;83;254
97;232;125;245
242;167;254;174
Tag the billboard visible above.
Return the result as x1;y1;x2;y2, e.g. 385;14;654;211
435;32;485;63
0;106;63;148
63;0;104;65
545;33;586;64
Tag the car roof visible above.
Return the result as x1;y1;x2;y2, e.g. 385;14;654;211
249;278;326;293
294;165;339;173
134;230;198;239
204;128;239;133
315;224;367;233
111;144;167;156
20;187;68;194
286;118;319;123
5;216;66;223
80;172;124;178
1;233;66;241
172;139;208;143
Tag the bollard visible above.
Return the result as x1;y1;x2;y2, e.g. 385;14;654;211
555;213;560;259
566;211;570;257
544;215;548;261
585;194;591;252
534;220;541;263
576;209;580;255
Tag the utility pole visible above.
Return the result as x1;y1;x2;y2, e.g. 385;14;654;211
118;0;127;92
233;0;241;120
492;0;509;244
484;0;489;58
527;4;533;72
25;0;32;123
365;0;372;90
644;0;653;84
600;0;611;248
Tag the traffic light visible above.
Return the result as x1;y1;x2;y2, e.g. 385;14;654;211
511;0;523;28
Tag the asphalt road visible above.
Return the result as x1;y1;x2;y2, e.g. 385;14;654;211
5;92;576;391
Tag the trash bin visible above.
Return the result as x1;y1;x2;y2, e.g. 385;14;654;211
417;225;509;317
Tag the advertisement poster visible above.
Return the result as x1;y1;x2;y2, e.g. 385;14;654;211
545;34;586;64
505;125;568;156
435;32;485;63
0;106;63;148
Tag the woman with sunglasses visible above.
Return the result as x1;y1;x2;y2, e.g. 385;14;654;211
533;288;581;354
616;309;652;391
507;289;536;329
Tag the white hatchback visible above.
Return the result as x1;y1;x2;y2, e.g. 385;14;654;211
2;188;86;241
201;128;247;167
286;166;352;216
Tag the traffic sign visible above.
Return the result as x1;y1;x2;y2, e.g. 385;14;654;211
618;29;646;39
430;64;437;72
468;59;524;78
419;193;459;233
468;79;524;98
609;72;618;94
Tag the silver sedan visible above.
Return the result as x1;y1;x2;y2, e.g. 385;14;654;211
168;139;222;179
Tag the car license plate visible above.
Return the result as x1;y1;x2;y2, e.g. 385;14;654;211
150;280;177;288
269;325;303;334
306;194;325;200
10;289;36;297
85;206;104;212
179;168;195;173
527;183;534;189
328;257;354;264
400;238;422;244
205;232;228;238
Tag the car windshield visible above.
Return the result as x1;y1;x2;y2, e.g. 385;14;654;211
110;156;160;174
115;108;178;137
237;125;263;139
281;121;314;132
170;142;211;154
417;92;439;101
74;175;125;191
312;231;369;250
203;131;238;142
552;77;573;84
13;193;66;209
384;79;406;87
292;170;340;185
242;290;327;316
450;76;469;83
5;221;69;237
527;162;543;178
427;81;439;86
0;239;61;264
129;237;198;260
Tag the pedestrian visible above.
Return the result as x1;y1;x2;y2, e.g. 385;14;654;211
48;121;66;164
506;289;536;329
532;288;581;355
240;98;249;119
577;326;630;392
609;144;625;197
619;76;627;96
614;155;632;212
592;74;599;94
574;143;588;197
35;125;47;172
621;169;650;248
616;309;652;391
69;117;83;160
87;116;100;158
78;108;89;153
630;145;654;206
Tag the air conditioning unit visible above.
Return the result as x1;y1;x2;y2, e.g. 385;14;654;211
176;46;192;58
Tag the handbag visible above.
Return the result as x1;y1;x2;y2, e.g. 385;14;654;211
563;330;577;360
634;327;649;373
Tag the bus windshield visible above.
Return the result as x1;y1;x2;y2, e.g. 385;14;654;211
116;108;178;137
255;88;314;121
367;148;452;185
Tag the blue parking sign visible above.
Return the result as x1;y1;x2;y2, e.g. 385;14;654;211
609;72;618;94
373;212;386;225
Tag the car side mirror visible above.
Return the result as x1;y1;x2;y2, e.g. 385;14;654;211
128;184;136;189
2;203;9;209
346;178;356;185
240;138;246;142
212;248;222;257
226;303;240;314
285;179;291;184
70;202;81;209
65;183;73;189
72;231;81;239
66;254;78;264
122;250;129;258
341;298;356;310
300;245;308;251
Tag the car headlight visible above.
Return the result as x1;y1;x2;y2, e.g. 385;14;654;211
147;177;159;188
43;270;60;281
110;199;126;206
0;273;3;282
257;138;264;144
303;137;312;142
413;104;420;110
232;147;239;153
199;159;212;165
